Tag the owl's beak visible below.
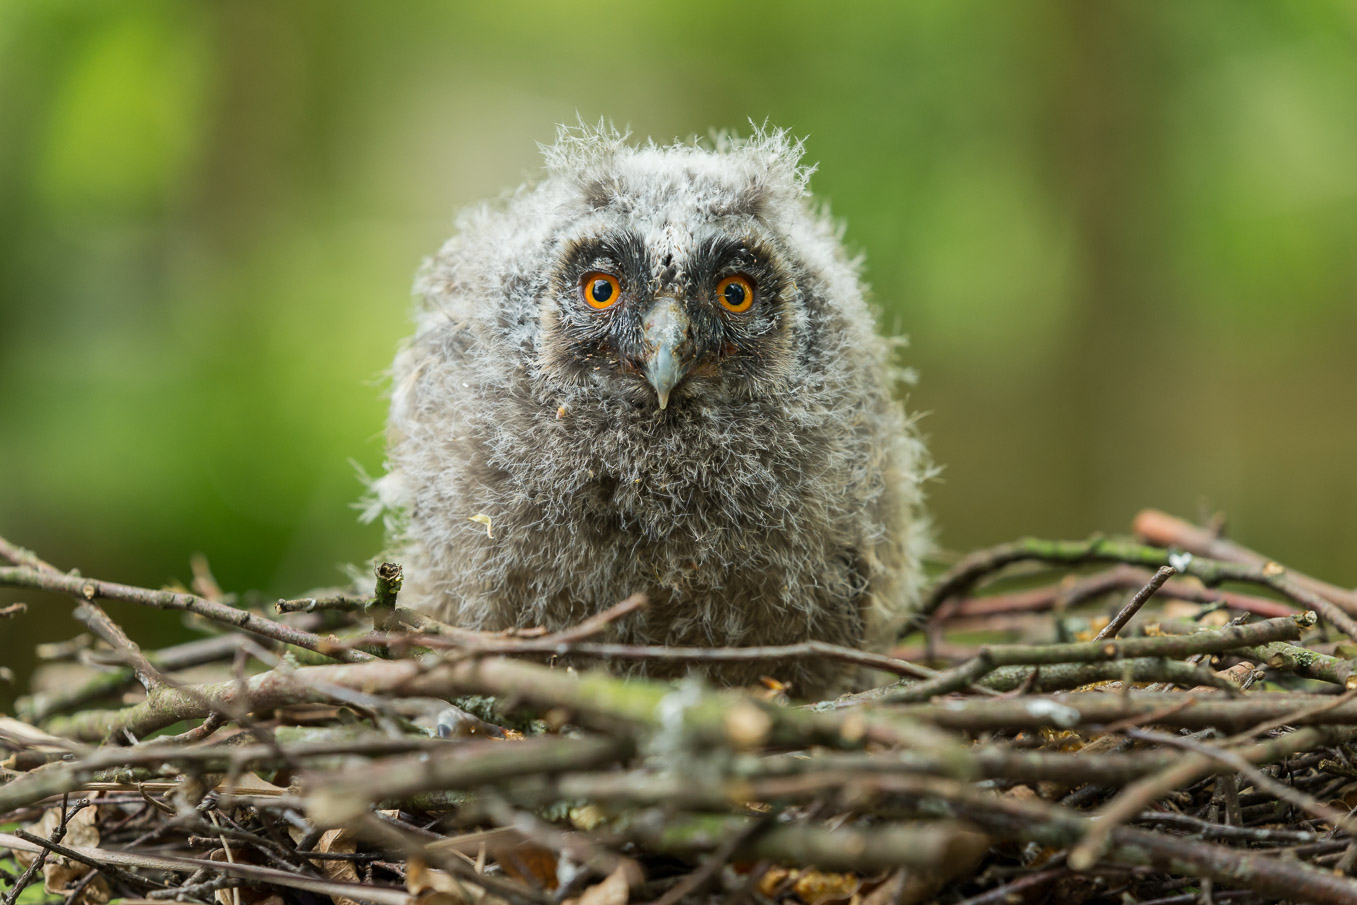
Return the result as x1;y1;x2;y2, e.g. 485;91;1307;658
642;297;692;410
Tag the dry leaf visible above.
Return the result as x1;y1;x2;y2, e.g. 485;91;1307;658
757;866;794;897
1198;608;1232;627
286;822;361;905
17;802;111;905
408;857;474;905
492;840;560;890
564;864;635;905
793;869;860;905
408;857;511;905
220;771;290;797
1078;617;1109;640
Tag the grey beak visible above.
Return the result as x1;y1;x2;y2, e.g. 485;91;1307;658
642;297;691;410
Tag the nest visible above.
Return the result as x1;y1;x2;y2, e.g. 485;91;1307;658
4;509;1357;905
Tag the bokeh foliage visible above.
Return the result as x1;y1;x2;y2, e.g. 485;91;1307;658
2;1;1356;704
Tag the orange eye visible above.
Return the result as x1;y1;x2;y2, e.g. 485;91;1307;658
716;274;755;313
581;272;621;309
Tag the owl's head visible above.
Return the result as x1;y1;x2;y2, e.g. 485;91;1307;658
528;125;836;412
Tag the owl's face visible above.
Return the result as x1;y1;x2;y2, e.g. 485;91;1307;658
539;175;803;412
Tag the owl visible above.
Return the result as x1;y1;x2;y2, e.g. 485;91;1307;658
372;124;931;697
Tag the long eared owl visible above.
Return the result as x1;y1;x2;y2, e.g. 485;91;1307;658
372;125;931;697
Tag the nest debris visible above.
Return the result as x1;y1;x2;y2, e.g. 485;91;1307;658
4;510;1357;904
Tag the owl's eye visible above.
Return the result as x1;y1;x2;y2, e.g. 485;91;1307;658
716;274;756;313
580;272;621;310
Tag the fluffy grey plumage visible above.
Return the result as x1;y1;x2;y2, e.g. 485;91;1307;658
372;125;931;697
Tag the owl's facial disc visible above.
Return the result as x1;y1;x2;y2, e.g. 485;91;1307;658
641;297;692;410
547;230;794;409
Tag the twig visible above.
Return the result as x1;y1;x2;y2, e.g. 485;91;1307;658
1134;509;1357;617
1133;810;1319;844
0;560;377;663
648;815;770;905
1096;565;1176;640
0;739;450;818
1128;728;1357;835
0;536;58;572
895;692;1357;733
531;592;647;644
366;561;403;631
275;592;370;614
1071;721;1357;870
1238;641;1357;689
917;534;1357;638
941;564;1295;622
0;831;411;903
71;603;167;692
18;632;265;723
426;635;936;680
637;813;978;872
953;867;1067;905
11;826;160;895
1;796;83;905
303;735;631;820
25;651;945;751
884;612;1309;702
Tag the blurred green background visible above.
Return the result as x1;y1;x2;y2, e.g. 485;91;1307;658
3;1;1356;707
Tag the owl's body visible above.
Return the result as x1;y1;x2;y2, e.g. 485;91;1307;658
375;126;930;696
